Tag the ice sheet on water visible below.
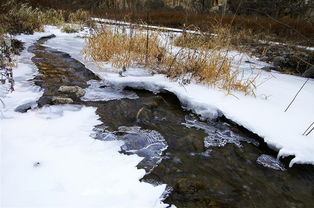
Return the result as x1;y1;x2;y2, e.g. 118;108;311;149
256;154;286;171
118;126;168;172
81;80;139;101
91;125;118;141
92;125;168;173
36;104;82;119
183;114;259;148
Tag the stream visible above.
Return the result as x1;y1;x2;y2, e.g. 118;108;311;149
27;35;314;208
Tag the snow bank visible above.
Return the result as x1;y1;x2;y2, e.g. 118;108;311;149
43;25;314;167
1;31;168;208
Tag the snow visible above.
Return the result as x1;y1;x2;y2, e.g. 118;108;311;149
92;18;196;34
82;80;139;101
43;25;314;167
1;31;168;207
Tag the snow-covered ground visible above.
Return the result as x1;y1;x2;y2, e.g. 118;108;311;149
0;31;168;208
42;25;314;167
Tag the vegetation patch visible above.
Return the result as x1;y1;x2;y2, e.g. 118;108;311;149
0;33;15;91
0;0;92;35
61;25;79;33
83;26;257;95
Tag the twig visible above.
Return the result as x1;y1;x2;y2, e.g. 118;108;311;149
303;122;314;136
284;78;309;112
145;11;149;67
0;98;5;108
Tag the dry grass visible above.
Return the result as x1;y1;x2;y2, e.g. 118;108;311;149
69;9;90;25
96;11;314;46
164;43;256;95
173;24;255;54
61;24;79;33
83;26;164;69
0;1;92;35
0;1;65;34
39;9;65;26
82;25;257;95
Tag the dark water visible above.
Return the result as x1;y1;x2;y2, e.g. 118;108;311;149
29;35;314;208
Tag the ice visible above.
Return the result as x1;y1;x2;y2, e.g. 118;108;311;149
91;125;118;141
183;115;259;148
82;80;139;101
256;154;286;171
190;149;213;157
95;126;168;173
36;104;82;119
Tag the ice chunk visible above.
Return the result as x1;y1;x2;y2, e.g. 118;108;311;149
256;154;286;171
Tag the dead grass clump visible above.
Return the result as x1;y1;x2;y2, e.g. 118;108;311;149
6;3;43;34
163;48;255;95
61;25;79;33
83;26;164;69
173;24;254;52
68;9;94;28
83;25;257;95
39;9;65;26
0;0;65;34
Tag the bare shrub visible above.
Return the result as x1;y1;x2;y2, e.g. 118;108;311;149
0;33;15;91
0;0;65;34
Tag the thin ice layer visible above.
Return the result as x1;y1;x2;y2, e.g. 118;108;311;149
94;126;168;173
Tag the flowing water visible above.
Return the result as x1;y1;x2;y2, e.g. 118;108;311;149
28;35;314;208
